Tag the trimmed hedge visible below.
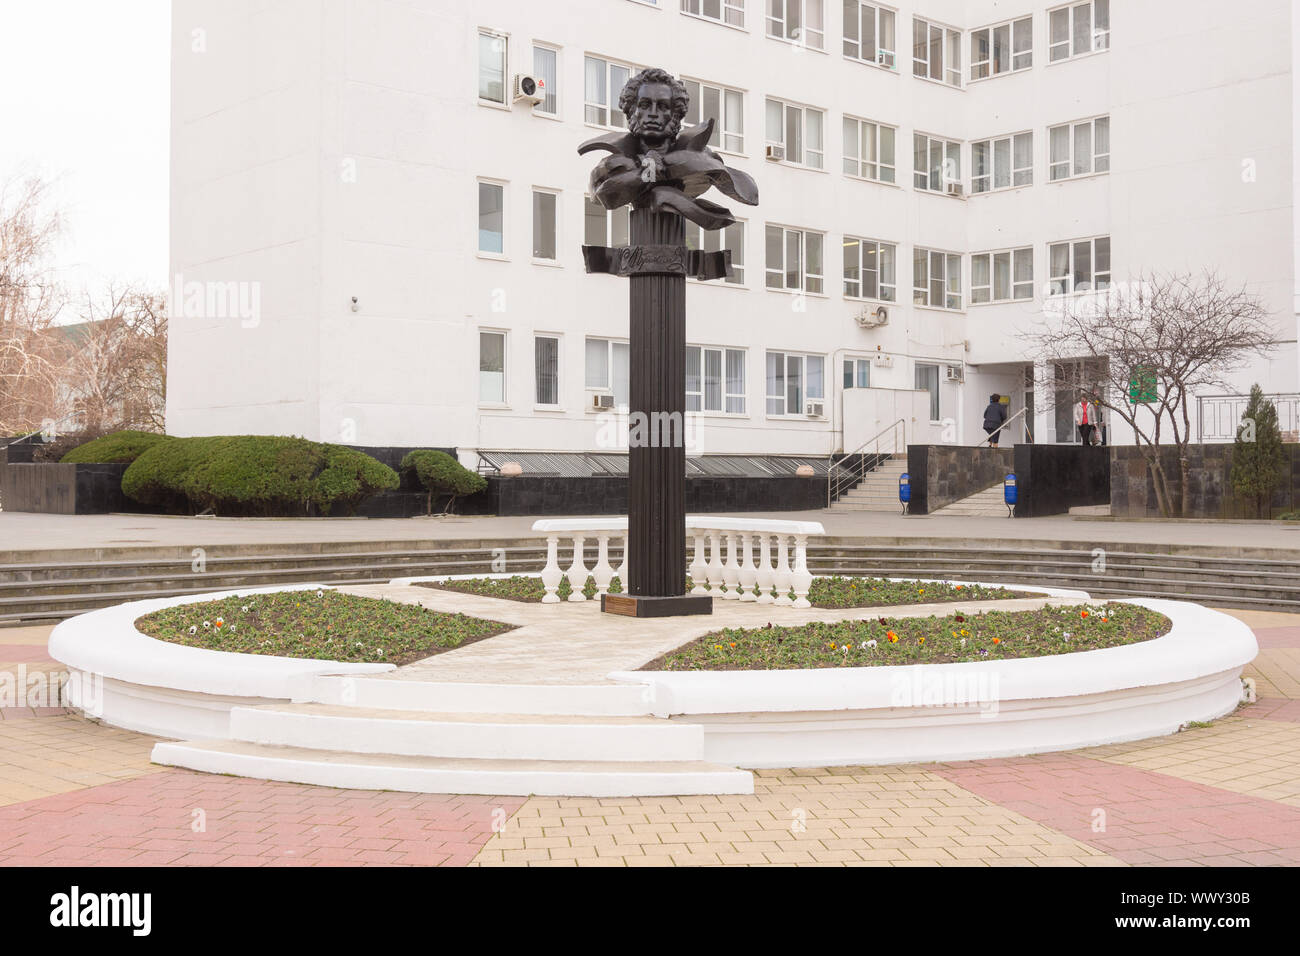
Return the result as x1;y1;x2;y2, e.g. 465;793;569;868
401;449;486;514
122;436;399;516
61;430;171;464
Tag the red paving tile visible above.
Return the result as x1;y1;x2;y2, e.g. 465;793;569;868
1242;697;1300;723
0;769;524;867
0;645;57;663
934;752;1300;866
1250;626;1300;650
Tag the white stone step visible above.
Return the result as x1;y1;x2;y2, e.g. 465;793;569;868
151;740;754;797
230;703;703;761
936;486;1010;517
310;675;651;715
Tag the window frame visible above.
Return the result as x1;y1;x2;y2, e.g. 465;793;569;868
687;344;748;415
1049;0;1110;63
913;361;941;422
477;29;509;107
477;178;507;258
531;187;560;264
479;329;508;406
970;247;1034;304
1048;235;1111;296
765;350;826;417
842;115;897;184
970;16;1032;80
971;131;1033;193
531;42;560;118
533;333;562;408
681;0;746;30
684;77;746;155
583;54;639;130
584;336;631;410
912;132;962;193
766;0;826;51
765;96;826;169
1048;115;1110;181
912;246;963;311
842;236;897;303
842;357;873;390
842;1;898;70
583;194;630;249
685;219;747;286
911;16;962;87
764;224;825;295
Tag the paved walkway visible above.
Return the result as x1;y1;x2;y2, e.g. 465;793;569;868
1;607;1298;866
4;510;1299;557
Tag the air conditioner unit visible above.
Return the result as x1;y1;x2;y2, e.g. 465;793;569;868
872;353;894;368
513;73;544;106
764;144;785;162
877;49;896;68
946;182;965;198
945;364;965;383
805;401;825;418
592;393;615;410
854;305;889;329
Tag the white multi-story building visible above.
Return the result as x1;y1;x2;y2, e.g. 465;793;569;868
167;0;1300;465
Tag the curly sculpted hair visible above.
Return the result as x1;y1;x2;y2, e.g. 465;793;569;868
618;68;690;126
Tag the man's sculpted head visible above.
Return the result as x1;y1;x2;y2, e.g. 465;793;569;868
619;68;689;148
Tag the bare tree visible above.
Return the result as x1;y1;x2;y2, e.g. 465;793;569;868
1030;270;1276;517
0;175;65;435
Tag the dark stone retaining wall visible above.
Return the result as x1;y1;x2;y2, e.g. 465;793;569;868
0;453;133;515
1013;444;1111;517
906;445;1014;515
1111;443;1300;518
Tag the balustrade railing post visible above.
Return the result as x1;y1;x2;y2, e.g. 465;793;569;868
541;535;562;604
738;532;756;602
722;532;741;600
773;534;793;606
565;535;588;602
689;531;708;594
592;534;614;596
755;533;774;604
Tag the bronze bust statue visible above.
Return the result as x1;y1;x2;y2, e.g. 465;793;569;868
579;67;758;230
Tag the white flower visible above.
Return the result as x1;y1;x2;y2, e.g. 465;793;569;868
241;605;249;613
865;639;877;648
202;620;211;629
960;638;966;647
229;624;236;632
1063;632;1072;640
316;590;325;598
376;648;385;657
188;625;197;635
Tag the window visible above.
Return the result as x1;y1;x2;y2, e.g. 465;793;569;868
765;98;824;168
912;17;961;86
584;195;630;247
767;0;825;50
478;181;505;255
971;132;1032;193
843;358;872;389
765;225;824;293
1050;1;1109;62
684;79;744;153
532;189;557;261
914;362;940;420
913;248;962;309
912;133;960;192
843;2;897;69
971;248;1033;303
843;116;896;183
766;351;825;415
685;220;745;284
1049;116;1109;180
970;17;1032;79
584;55;635;128
683;0;745;29
479;331;506;403
532;45;558;116
478;30;508;104
585;337;630;407
534;336;559;405
687;346;746;413
1048;236;1110;295
843;237;896;301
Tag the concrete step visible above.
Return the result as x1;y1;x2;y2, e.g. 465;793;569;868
934;486;1008;517
229;703;701;761
150;739;754;797
310;676;651;716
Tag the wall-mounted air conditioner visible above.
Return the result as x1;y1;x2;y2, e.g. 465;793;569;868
872;353;894;368
592;393;615;409
513;74;544;106
765;144;785;161
945;365;965;383
805;401;825;418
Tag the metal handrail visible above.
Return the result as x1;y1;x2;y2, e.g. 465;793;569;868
978;407;1028;447
826;418;906;507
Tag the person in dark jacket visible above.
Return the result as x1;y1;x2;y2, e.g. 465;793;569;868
983;393;1007;446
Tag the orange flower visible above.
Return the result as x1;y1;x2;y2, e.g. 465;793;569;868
887;631;899;643
1081;610;1089;618
918;637;926;645
992;637;1001;644
955;585;964;590
729;642;737;648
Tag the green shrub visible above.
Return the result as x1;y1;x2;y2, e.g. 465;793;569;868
1230;384;1288;518
401;449;487;515
122;435;398;516
61;430;170;464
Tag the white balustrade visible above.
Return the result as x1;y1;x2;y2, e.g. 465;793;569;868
531;517;826;611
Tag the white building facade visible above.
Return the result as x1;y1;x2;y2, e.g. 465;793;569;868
167;0;1300;464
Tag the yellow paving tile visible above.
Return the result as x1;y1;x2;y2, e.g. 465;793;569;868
0;714;162;807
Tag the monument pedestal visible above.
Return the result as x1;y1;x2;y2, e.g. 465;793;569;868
601;593;713;618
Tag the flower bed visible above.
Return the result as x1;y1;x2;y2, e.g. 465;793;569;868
641;603;1171;671
416;575;615;602
135;589;514;666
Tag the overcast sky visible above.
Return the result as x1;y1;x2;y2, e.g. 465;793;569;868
0;1;170;307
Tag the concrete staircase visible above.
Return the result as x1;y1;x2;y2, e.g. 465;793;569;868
828;456;908;512
934;484;1010;517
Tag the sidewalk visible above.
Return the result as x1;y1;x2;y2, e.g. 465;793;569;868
3;510;1299;557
